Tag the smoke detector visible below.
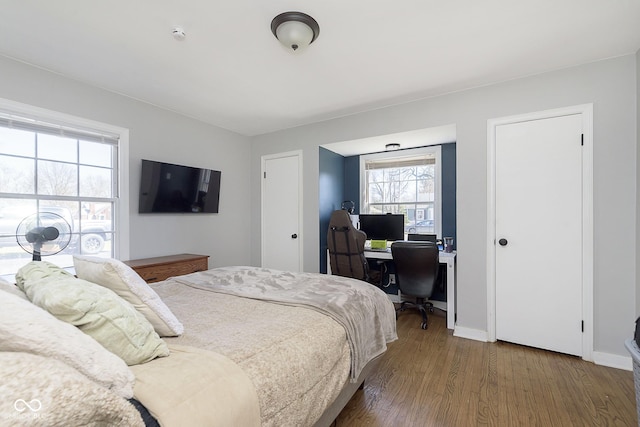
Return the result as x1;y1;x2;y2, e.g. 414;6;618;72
172;27;186;41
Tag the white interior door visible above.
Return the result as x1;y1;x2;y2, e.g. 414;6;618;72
261;152;302;272
495;114;583;356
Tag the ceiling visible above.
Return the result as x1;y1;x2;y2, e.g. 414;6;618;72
0;1;639;137
322;124;456;157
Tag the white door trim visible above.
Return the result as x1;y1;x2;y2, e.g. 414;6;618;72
261;150;304;271
486;104;593;361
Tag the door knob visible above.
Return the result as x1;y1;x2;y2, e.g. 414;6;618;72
291;234;298;239
498;238;508;246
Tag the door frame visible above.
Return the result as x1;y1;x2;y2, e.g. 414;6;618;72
261;150;304;271
486;104;593;361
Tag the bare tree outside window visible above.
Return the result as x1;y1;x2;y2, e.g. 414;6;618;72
38;160;78;196
0;125;118;277
363;149;440;236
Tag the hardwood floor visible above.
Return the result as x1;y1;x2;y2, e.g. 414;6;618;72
336;310;637;426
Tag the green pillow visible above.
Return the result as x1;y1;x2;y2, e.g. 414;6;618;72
16;261;169;365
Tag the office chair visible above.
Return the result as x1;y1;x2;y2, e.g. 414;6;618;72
391;241;439;329
327;209;369;282
408;233;446;295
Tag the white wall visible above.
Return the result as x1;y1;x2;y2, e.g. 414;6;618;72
251;55;637;358
0;55;253;268
0;51;634;359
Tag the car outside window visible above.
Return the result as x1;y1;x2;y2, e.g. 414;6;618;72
0;102;126;278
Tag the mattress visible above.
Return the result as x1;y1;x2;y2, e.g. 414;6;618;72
151;275;352;426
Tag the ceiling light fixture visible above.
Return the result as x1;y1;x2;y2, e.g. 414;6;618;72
271;11;320;52
385;143;401;151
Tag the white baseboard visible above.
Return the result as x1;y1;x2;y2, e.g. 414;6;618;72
452;328;632;372
593;351;632;371
453;325;489;342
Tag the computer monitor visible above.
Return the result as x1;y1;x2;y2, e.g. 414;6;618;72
408;233;437;243
358;214;405;241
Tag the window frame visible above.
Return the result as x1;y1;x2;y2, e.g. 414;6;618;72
359;145;442;238
0;97;130;262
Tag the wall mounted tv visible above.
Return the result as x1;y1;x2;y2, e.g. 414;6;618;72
139;159;221;213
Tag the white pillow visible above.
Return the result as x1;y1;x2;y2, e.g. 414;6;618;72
73;255;184;337
0;276;27;300
16;261;170;366
0;289;135;398
0;352;144;426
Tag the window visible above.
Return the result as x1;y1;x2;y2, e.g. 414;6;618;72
360;146;442;238
0;99;129;277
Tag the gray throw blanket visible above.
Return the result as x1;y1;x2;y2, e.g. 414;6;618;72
171;266;398;381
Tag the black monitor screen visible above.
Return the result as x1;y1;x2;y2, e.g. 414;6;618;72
139;159;221;213
359;214;405;241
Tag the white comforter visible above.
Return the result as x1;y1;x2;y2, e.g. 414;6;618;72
171;266;398;381
148;266;397;426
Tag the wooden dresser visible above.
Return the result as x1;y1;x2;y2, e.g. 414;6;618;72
124;253;209;283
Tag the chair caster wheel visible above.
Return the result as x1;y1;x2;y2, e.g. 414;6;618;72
421;322;428;330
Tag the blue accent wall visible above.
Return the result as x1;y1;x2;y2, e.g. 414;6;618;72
441;143;457;249
318;143;457;271
344;156;361;213
319;147;345;273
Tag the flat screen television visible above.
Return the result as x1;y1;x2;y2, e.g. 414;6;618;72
139;159;221;213
358;214;405;241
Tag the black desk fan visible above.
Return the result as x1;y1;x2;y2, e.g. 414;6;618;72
16;212;72;261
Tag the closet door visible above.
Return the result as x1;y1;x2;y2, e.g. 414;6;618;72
261;151;303;272
495;113;583;356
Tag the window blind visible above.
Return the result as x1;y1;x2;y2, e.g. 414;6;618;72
365;155;435;170
0;113;119;145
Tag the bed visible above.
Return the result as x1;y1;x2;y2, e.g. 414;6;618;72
0;259;397;426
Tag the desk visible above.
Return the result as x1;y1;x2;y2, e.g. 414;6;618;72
326;248;456;330
363;249;456;330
